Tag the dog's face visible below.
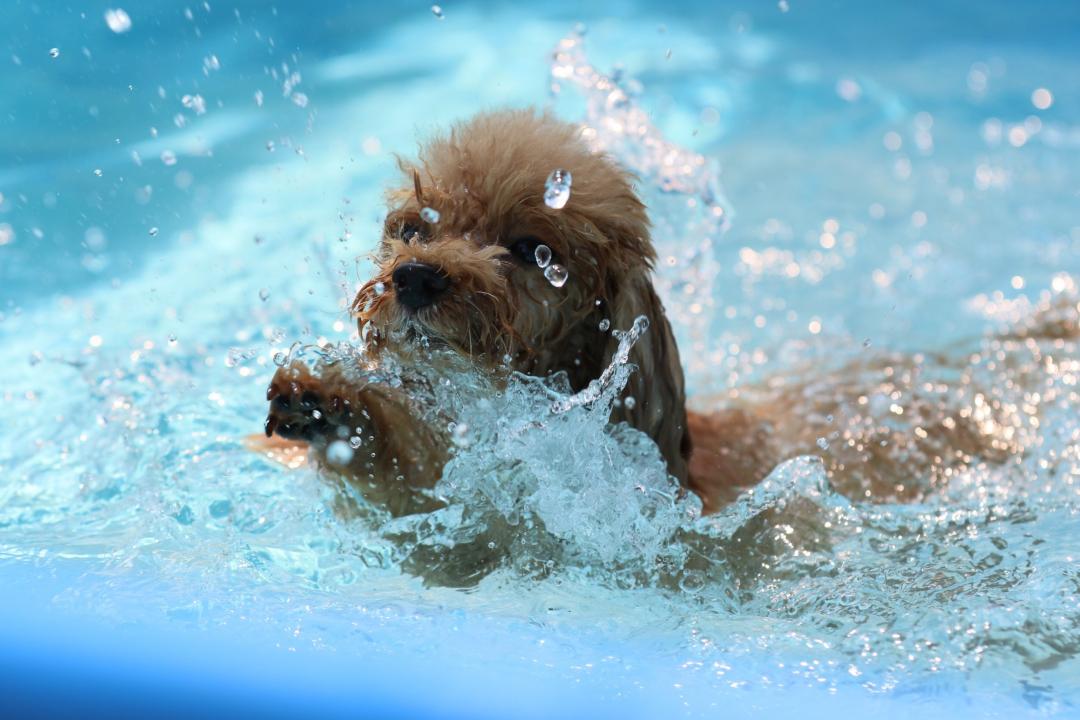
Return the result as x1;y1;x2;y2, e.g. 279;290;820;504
353;109;691;480
353;110;653;375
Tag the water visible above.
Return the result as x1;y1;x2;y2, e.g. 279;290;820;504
1;1;1079;717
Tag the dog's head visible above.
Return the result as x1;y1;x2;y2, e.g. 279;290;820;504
354;109;690;479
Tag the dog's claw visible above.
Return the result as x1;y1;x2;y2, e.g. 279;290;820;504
300;390;320;410
264;415;278;437
266;383;279;401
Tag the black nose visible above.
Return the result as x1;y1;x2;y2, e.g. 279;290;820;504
392;262;450;310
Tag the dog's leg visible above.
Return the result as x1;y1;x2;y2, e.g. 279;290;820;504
264;361;447;515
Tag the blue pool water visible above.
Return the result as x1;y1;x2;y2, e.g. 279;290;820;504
2;1;1079;717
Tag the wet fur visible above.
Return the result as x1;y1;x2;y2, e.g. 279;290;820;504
266;109;692;514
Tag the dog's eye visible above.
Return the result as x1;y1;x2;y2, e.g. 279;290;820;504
389;219;426;243
508;236;552;266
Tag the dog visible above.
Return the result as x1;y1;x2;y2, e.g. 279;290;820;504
263;109;704;516
261;108;1074;519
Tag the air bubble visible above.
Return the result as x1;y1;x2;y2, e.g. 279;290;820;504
534;244;552;268
623;396;636;410
160;150;177;166
93;169;103;177
420;207;440;223
291;92;309;108
148;227;159;237
49;48;60;59
543;169;572;209
259;289;269;302
544;263;568;288
431;4;444;19
599;319;610;331
104;8;132;33
816;437;830;450
373;281;385;296
326;440;353;466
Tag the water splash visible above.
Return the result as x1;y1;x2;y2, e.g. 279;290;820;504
549;29;732;387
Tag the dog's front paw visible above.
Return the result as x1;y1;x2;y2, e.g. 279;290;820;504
264;362;351;443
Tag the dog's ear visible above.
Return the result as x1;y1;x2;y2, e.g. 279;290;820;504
603;270;691;483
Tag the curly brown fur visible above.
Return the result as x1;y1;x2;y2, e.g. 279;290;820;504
265;108;691;514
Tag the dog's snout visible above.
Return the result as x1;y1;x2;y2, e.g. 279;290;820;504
392;262;450;310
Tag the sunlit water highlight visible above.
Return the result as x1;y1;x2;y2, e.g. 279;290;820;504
1;2;1079;716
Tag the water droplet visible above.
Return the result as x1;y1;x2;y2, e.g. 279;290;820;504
778;0;790;11
291;92;309;108
431;4;444;19
259;288;269;302
104;8;132;33
420;206;440;223
148;227;159;237
93;168;103;177
534;243;552;268
544;263;568;288
543;169;572;209
181;93;206;115
452;422;470;447
254;90;264;107
49;48;60;59
326;440;354;466
862;338;872;348
160;150;177;166
816;437;830;450
373;281;385;296
598;319;610;331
